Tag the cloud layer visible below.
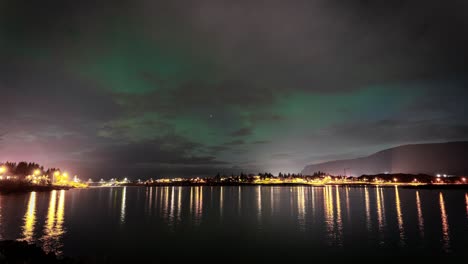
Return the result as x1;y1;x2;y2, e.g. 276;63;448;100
1;0;467;178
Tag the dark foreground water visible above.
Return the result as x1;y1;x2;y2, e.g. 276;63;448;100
1;186;468;260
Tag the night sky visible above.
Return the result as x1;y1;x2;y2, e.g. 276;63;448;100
1;1;468;179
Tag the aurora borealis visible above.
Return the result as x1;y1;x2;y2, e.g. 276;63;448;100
1;1;468;179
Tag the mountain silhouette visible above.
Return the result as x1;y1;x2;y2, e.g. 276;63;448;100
302;141;468;176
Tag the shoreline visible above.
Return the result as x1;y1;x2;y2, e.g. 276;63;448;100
0;184;72;194
2;182;467;193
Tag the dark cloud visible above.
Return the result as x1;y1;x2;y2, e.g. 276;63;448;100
87;133;226;164
185;0;468;93
0;63;122;125
251;140;271;144
78;135;229;178
1;0;468;178
223;140;245;146
207;145;229;154
271;153;293;160
320;119;468;146
230;127;253;137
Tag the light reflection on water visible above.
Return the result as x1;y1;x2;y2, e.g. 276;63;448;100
439;192;450;252
220;186;224;218
375;186;386;245
364;187;371;231
0;196;2;240
191;186;202;225
20;192;37;243
256;186;262;223
237;186;242;215
416;191;424;239
395;186;405;246
1;186;467;256
345;187;350;222
43;190;66;254
177;187;182;222
324;186;334;244
376;187;384;235
169;186;175;224
335;186;343;246
297;186;306;231
465;193;468;218
120;187;126;224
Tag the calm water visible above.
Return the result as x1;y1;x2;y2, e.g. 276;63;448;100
1;186;468;260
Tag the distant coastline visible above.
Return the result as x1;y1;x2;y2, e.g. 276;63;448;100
120;172;468;189
3;171;468;193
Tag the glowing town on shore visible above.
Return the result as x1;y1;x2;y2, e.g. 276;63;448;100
1;162;466;190
0;165;87;189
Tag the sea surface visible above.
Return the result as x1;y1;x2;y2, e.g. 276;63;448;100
1;186;468;260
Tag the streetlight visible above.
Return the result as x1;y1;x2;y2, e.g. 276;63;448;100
34;169;41;176
0;166;6;174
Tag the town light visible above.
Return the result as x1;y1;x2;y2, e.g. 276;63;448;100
393;178;398;182
54;171;60;176
0;166;6;174
34;169;41;176
437;174;441;177
462;178;466;182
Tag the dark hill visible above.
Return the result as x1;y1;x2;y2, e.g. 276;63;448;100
301;141;468;176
